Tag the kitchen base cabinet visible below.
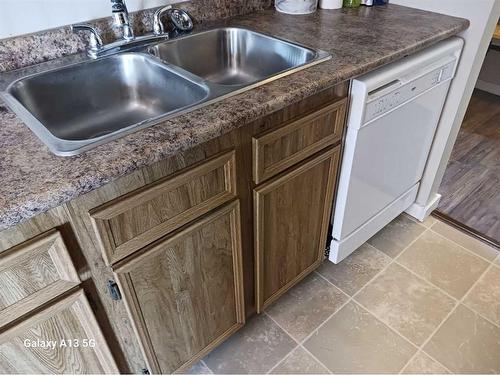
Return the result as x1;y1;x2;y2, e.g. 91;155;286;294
0;82;348;373
254;147;340;312
114;201;245;374
0;289;118;374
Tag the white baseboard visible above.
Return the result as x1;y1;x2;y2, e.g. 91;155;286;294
328;184;419;264
476;80;500;96
405;193;441;222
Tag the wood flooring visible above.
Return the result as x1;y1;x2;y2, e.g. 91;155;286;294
437;89;500;244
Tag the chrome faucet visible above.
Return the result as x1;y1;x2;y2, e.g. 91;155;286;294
111;0;134;41
71;24;104;56
153;5;173;36
72;3;193;59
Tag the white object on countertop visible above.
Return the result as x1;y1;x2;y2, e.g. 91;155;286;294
319;0;343;9
275;0;318;14
329;37;464;264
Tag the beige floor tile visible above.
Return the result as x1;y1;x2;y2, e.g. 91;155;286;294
424;304;500;374
403;213;437;228
367;215;426;258
463;266;500;326
355;263;455;345
316;244;391;295
432;221;498;261
266;273;348;341
183;361;212;374
204;314;295;374
420;215;438;228
271;347;329;374
402;352;449;374
304;302;416;374
398;231;489;299
495;255;500;267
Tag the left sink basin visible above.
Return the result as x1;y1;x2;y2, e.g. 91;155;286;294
3;53;209;155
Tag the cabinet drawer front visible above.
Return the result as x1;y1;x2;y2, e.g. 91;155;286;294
253;99;346;184
114;201;245;374
254;146;340;312
0;230;80;328
0;289;118;374
91;150;237;265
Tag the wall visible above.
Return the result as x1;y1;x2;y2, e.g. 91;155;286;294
476;44;500;95
392;0;500;220
0;0;272;72
0;0;182;39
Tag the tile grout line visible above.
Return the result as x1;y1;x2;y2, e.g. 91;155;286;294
403;213;435;229
366;224;500;331
395;256;500;330
457;260;499;327
209;230;424;375
350;298;420;350
394;260;459;302
254;218;493;375
200;216;496;375
264;341;301;375
389;217;500;373
428;226;497;264
199;360;213;374
398;348;452;375
302;228;435;372
263;276;354;373
318;227;459;374
314;271;352;300
263;311;332;374
400;246;500;374
350;227;430;300
395;224;500;330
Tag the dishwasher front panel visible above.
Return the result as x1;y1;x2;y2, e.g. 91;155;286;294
329;37;463;263
332;82;450;240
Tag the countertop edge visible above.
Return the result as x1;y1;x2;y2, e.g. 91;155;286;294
0;7;470;231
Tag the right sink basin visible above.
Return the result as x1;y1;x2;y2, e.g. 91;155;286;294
149;27;324;86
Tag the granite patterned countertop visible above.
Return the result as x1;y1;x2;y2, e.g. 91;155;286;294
0;4;468;231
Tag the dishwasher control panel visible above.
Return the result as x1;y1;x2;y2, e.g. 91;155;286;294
364;60;456;124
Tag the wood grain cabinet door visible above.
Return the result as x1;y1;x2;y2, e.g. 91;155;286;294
113;201;245;374
90;151;237;265
0;289;118;374
0;229;80;328
253;99;346;184
254;146;340;312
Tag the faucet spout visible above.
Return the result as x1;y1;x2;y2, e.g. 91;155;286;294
111;0;134;41
153;5;173;36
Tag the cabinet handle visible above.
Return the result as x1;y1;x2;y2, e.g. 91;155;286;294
107;280;122;301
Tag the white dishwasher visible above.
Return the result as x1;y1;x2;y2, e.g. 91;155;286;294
329;37;463;263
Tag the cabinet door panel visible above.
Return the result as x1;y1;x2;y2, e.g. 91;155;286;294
253;99;346;184
0;230;80;328
114;201;244;374
255;147;340;311
0;290;117;374
91;151;237;265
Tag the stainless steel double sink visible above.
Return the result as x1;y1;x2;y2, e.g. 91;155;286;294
0;27;330;155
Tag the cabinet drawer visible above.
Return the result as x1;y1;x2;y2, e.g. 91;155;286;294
91;150;237;265
253;98;346;184
0;289;118;374
114;201;245;373
0;229;80;327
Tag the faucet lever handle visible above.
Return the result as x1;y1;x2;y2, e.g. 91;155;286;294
72;24;104;51
153;5;173;35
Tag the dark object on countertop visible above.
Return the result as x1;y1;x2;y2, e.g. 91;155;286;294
373;0;389;4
